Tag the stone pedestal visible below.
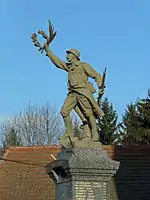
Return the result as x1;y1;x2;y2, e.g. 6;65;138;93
45;138;120;200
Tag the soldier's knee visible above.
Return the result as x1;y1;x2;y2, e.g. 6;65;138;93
60;107;69;117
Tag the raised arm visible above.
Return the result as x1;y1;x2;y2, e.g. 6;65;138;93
31;20;68;72
44;45;68;71
83;62;102;88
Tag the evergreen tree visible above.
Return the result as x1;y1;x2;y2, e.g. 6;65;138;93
120;96;150;144
137;97;150;142
97;98;119;145
119;103;142;144
1;127;23;154
137;98;150;130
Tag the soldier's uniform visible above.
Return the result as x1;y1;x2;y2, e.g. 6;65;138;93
61;61;104;118
45;47;104;140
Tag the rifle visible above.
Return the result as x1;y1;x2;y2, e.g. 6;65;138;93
97;67;107;106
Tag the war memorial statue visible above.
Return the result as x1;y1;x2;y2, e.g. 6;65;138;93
31;20;106;143
32;21;120;200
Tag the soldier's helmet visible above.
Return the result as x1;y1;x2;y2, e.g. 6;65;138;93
66;48;80;59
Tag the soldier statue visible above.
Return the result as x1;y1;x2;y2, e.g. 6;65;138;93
31;21;105;142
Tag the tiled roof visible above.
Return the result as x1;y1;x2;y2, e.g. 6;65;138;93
0;145;61;200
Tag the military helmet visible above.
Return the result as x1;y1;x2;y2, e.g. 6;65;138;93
66;48;80;59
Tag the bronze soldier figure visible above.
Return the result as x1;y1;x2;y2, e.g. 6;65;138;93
31;21;104;142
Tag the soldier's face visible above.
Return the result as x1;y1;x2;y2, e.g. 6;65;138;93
66;53;76;63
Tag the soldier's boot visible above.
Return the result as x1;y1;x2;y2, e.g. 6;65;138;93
81;121;91;138
88;116;99;142
63;116;73;137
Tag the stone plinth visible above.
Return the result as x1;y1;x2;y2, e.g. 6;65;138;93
45;138;120;200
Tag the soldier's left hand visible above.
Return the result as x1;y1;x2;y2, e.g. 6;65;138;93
99;88;104;95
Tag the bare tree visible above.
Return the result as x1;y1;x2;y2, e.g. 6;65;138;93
0;103;64;148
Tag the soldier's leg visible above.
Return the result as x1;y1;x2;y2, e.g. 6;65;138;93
60;93;77;136
88;116;99;142
74;105;91;138
77;94;99;142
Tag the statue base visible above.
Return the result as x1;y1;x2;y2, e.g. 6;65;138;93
59;135;102;149
46;140;120;200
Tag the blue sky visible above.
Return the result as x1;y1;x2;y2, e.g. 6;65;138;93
0;0;149;122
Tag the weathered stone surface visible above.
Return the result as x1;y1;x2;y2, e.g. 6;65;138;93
46;146;120;200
